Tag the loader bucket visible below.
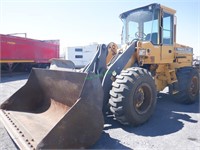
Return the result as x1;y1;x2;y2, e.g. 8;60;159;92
0;68;104;149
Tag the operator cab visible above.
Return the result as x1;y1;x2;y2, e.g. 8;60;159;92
120;3;176;46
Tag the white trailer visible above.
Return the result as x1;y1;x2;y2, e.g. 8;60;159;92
65;43;98;68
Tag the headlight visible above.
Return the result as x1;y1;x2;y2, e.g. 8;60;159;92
139;49;147;56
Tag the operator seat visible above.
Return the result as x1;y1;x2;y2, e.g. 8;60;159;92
145;32;158;45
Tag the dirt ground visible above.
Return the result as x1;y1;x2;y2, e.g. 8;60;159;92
0;72;199;150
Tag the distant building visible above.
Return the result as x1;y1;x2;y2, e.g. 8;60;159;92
195;56;200;60
65;43;98;68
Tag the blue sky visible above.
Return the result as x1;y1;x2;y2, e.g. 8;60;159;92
0;0;199;56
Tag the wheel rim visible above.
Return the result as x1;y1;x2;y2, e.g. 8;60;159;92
134;83;152;115
189;76;199;97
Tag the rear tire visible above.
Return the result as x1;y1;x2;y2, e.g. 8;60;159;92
109;67;157;126
173;67;199;104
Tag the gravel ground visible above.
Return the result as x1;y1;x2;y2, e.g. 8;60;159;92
0;72;199;150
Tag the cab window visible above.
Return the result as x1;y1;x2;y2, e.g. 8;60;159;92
162;12;173;45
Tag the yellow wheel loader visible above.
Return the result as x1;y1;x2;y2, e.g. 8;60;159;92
0;3;199;149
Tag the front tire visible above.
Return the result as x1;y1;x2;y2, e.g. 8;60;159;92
109;67;157;126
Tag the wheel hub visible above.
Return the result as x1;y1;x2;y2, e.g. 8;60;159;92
189;76;198;96
136;88;144;108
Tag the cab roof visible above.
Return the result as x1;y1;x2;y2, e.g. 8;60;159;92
119;3;176;19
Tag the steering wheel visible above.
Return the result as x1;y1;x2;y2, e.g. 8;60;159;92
135;32;147;40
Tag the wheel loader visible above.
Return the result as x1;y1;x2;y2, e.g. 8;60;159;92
0;3;199;149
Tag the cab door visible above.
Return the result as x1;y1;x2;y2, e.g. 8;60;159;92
161;11;174;63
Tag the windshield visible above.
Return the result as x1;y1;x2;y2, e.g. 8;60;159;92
121;7;159;44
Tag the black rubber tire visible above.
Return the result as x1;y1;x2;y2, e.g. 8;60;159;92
173;67;199;104
109;67;157;126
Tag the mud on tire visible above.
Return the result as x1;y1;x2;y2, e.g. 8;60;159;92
109;67;157;126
